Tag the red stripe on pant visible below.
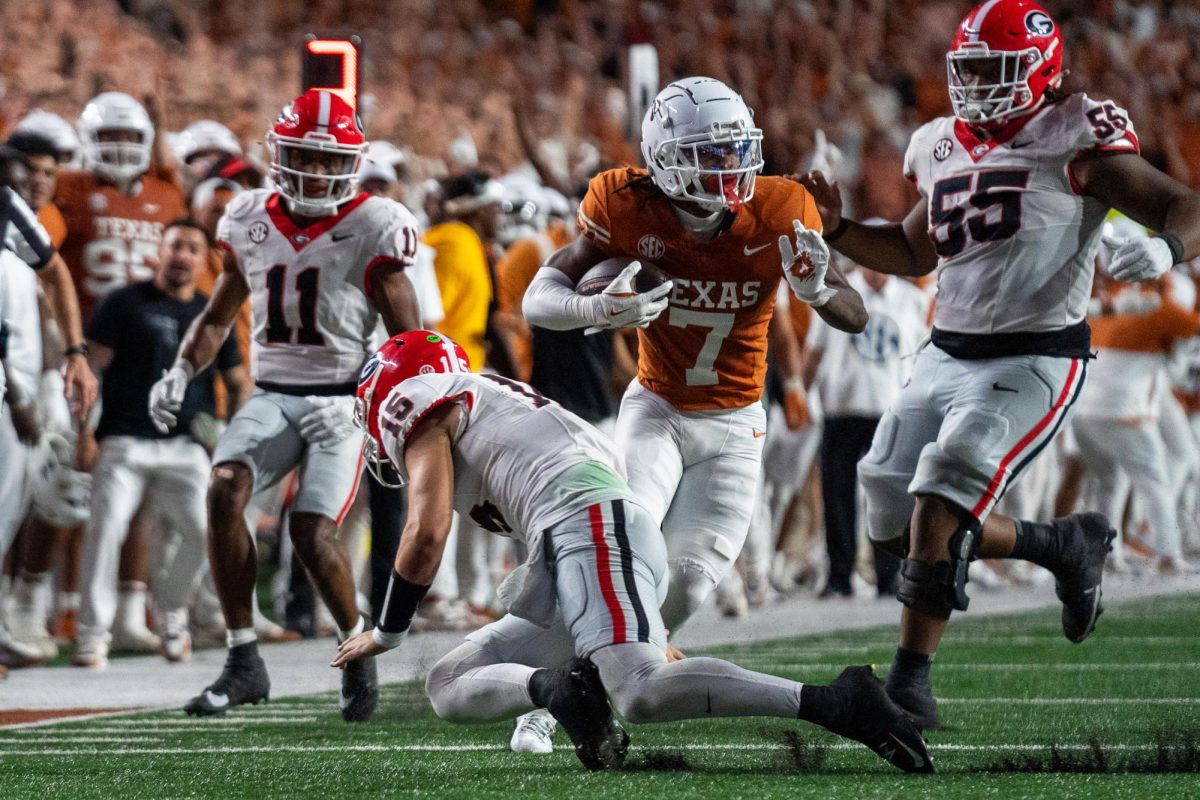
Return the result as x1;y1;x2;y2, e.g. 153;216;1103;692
588;502;627;644
971;358;1080;519
335;445;367;526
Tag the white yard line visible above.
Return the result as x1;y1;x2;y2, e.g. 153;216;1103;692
0;742;1189;756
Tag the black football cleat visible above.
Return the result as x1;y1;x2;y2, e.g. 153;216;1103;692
884;677;941;732
542;657;629;771
824;666;934;773
340;651;379;722
1049;513;1117;643
183;643;270;716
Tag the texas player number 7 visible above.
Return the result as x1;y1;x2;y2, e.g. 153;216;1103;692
669;308;735;386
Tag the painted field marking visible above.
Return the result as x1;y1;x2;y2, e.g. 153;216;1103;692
727;662;1200;671
0;742;1192;757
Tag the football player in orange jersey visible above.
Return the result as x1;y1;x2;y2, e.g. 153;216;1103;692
524;76;865;639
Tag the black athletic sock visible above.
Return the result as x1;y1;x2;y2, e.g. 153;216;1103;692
228;640;260;663
1010;519;1058;569
528;669;553;708
797;684;841;728
887;647;932;687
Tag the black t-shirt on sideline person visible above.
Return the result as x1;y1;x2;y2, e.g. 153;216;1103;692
87;281;241;441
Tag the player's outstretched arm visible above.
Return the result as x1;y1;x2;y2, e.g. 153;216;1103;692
370;261;422;334
795;171;938;278
177;249;250;374
332;403;458;668
1075;153;1200;280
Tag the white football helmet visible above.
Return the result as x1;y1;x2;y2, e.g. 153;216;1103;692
78;92;153;184
14;109;81;163
29;433;92;528
174;120;241;163
640;77;764;213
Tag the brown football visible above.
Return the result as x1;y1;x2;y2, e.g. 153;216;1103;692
575;257;672;296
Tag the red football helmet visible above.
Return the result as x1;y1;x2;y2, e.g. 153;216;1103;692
354;330;472;485
267;89;366;216
947;0;1064;129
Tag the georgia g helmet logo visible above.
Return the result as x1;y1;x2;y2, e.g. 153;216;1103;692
1025;10;1054;36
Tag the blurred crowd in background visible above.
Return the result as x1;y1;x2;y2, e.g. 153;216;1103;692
1;0;1199;675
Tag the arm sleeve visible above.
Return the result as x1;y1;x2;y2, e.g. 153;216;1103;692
521;266;603;330
3;188;55;270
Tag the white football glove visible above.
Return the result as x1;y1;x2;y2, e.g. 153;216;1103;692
299;395;358;447
588;262;672;329
1102;235;1174;282
148;364;191;434
779;220;836;306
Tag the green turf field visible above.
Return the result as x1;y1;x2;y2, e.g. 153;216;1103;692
4;593;1199;799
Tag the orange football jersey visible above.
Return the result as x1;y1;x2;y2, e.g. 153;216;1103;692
495;221;573;380
1091;297;1200;353
577;167;822;410
37;202;68;249
54;170;186;322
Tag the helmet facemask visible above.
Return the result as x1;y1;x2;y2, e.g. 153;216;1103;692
88;128;152;184
947;43;1049;128
268;134;364;217
353;364;408;488
646;124;763;213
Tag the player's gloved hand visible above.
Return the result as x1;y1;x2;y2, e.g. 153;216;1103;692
148;363;192;434
589;262;672;329
780;221;837;307
299;395;358;447
783;377;811;430
1102;235;1174;282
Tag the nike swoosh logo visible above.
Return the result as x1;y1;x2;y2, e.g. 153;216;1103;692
331;232;355;242
1010;140;1033;149
204;691;230;709
743;243;771;256
885;732;928;771
992;382;1019;393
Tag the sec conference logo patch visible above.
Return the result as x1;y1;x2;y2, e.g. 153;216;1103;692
249;222;269;244
933;138;953;162
638;234;665;260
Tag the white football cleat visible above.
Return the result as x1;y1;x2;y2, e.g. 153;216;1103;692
72;637;109;669
161;610;192;663
510;709;557;754
7;599;59;661
111;624;161;654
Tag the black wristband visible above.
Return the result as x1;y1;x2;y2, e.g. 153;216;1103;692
1156;233;1185;265
377;570;431;634
64;343;89;358
823;217;850;243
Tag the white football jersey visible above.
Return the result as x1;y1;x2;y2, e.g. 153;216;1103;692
217;190;419;385
377;372;628;539
905;93;1139;334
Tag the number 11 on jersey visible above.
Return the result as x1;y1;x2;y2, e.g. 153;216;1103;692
265;263;326;346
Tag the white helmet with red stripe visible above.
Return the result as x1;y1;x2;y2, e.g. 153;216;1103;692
267;90;367;216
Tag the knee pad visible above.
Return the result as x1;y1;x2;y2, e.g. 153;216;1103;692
660;559;718;632
897;518;981;618
859;459;915;545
